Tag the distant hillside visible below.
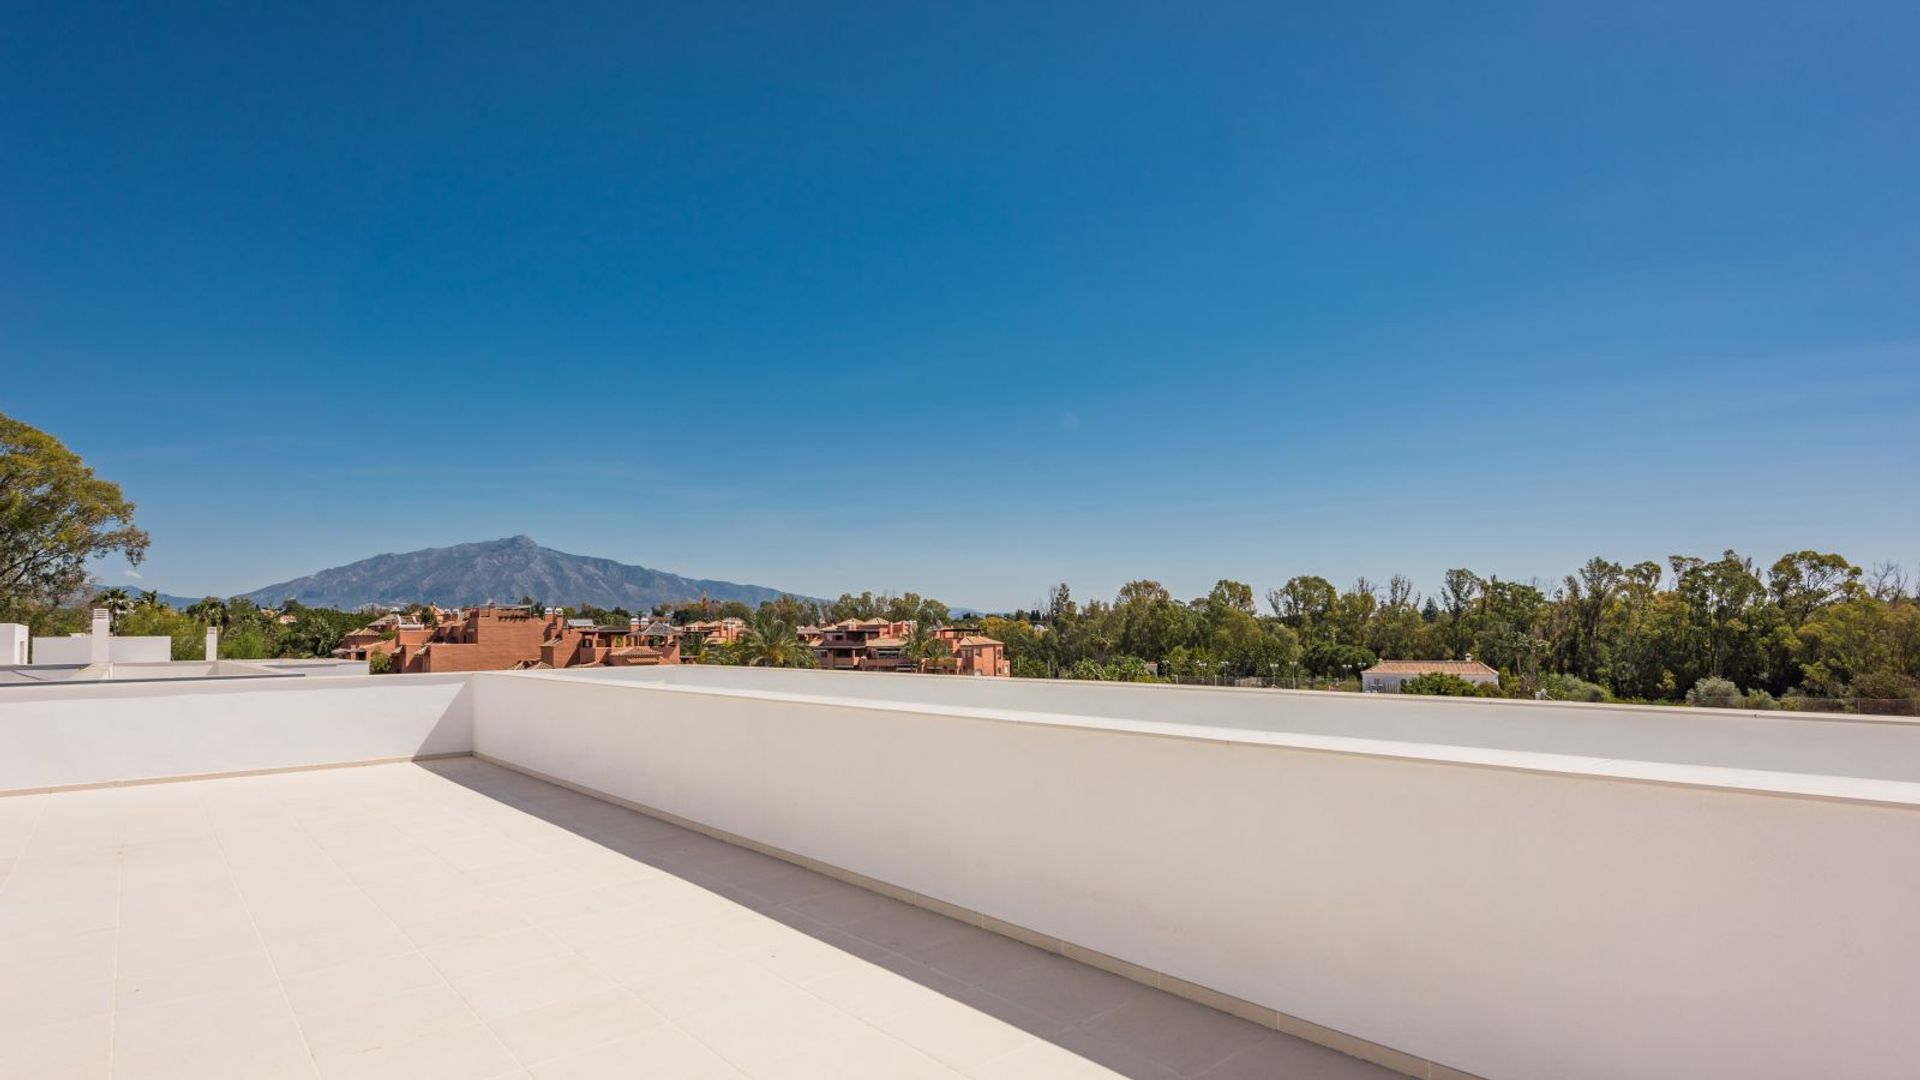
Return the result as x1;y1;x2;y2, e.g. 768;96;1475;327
232;536;804;611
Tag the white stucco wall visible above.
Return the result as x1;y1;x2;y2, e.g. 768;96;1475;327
472;670;1920;1080
0;624;27;665
30;634;172;664
563;665;1920;782
0;674;472;792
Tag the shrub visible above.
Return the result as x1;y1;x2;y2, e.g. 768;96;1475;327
1743;687;1778;710
1848;671;1920;701
1540;673;1611;703
1850;671;1920;716
367;650;394;675
1400;671;1482;697
1685;676;1741;708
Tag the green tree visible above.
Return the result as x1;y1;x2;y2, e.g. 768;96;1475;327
116;604;205;660
899;619;951;668
0;413;150;621
1768;551;1861;628
737;613;819;668
1267;576;1338;645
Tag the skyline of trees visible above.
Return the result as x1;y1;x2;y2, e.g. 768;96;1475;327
969;550;1920;708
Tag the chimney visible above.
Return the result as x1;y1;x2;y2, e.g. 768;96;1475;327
205;625;220;662
629;616;641;633
90;607;110;664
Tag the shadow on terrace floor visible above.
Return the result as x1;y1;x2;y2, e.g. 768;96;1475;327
417;757;1394;1080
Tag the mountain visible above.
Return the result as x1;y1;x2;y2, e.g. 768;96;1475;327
232;536;806;611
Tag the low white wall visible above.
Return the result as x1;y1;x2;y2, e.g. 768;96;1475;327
472;671;1920;1080
0;674;473;792
589;666;1920;782
31;634;172;664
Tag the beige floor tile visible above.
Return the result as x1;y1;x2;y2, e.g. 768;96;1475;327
1192;1034;1403;1079
312;1021;521;1080
583;924;720;986
536;902;663;952
298;982;480;1055
425;926;574;981
1073;996;1273;1075
529;1023;745;1079
445;955;618;1020
0;924;116;982
740;925;873;984
512;881;657;925
117;1036;320;1080
904;927;1054;987
113;991;314;1080
766;1028;967;1079
0;963;112;1035
486;988;663;1065
282;951;446;1017
396;904;533;951
0;1012;112;1080
117;922;271;973
782;880;903;927
841;902;974;953
799;961;967;1024
672;984;871;1075
269;921;423;976
874;999;1054;1073
976;953;1163;1026
966;1038;1175;1079
117;946;280;1011
630;954;796;1022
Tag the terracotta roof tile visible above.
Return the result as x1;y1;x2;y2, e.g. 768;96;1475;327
1362;660;1498;676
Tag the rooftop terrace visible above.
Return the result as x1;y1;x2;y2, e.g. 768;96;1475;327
0;759;1384;1079
3;666;1916;1079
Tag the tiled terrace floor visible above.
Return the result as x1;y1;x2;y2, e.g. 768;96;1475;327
0;759;1392;1080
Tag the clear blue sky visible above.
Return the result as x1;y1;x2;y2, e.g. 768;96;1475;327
4;2;1917;611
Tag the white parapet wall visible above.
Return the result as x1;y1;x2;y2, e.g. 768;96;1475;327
0;674;473;792
582;665;1920;781
30;633;173;665
471;669;1920;1080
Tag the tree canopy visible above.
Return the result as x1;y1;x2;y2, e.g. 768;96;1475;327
0;412;149;621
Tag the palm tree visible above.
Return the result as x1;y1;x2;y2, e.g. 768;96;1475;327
135;589;162;610
186;597;228;627
737;613;818;669
900;619;951;671
681;633;709;664
93;587;133;618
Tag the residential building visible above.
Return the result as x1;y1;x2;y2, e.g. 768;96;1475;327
537;617;681;668
1360;658;1500;693
812;617;912;670
936;628;1012;677
681;617;747;646
346;604;684;673
809;618;1009;675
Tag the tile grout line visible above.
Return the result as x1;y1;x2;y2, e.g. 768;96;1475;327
269;770;514;1075
425;776;730;1075
106;794;125;1079
203;777;332;1079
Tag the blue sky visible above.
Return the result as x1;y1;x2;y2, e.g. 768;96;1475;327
4;2;1917;611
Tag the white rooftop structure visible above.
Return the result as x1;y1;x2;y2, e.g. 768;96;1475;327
2;666;1916;1079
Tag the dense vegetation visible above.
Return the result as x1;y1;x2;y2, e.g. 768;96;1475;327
967;557;1920;709
47;589;374;661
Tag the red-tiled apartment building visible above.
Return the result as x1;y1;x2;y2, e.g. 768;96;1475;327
803;617;1009;676
338;605;682;673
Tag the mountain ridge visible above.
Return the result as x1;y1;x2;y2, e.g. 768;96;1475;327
214;536;806;611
